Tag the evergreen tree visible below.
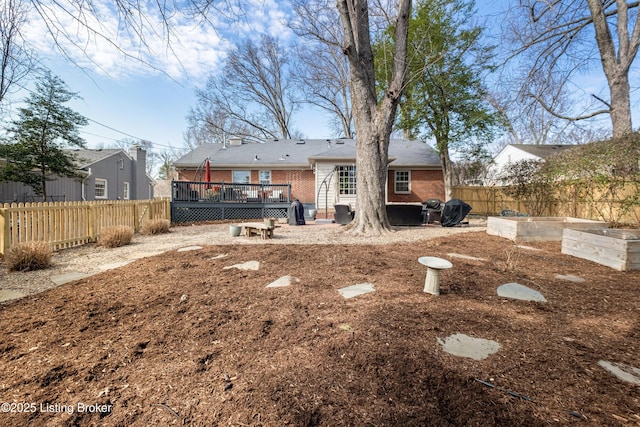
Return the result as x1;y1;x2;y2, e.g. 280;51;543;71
375;0;502;200
0;71;87;200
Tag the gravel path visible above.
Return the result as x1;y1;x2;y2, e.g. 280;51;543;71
0;219;486;297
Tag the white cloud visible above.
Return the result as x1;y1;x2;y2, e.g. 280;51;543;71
25;1;295;83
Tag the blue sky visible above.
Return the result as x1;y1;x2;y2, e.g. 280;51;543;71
14;1;637;160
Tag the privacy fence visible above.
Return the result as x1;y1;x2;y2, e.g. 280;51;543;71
452;185;640;225
0;199;170;256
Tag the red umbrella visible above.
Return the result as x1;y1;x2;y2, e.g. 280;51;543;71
205;158;211;183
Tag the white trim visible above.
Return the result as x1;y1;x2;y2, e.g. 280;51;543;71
394;170;411;194
123;181;130;200
95;178;107;199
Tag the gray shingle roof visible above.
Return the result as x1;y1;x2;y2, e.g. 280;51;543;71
510;144;576;160
173;139;441;168
66;149;128;169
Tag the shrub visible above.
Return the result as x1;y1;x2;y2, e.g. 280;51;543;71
98;226;134;248
6;241;52;272
141;219;171;235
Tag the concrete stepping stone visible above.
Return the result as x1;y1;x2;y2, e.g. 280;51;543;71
338;282;375;299
50;272;92;286
0;289;26;302
598;360;640;385
516;245;542;251
177;245;203;252
211;254;228;260
223;261;260;271
266;275;300;288
99;260;133;271
497;283;547;302
555;274;585;283
128;251;164;260
437;333;501;360
447;253;487;262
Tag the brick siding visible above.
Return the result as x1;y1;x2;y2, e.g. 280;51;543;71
387;169;445;203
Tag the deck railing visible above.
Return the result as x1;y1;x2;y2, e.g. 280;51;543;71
171;181;292;204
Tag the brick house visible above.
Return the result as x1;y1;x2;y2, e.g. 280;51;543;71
172;137;444;218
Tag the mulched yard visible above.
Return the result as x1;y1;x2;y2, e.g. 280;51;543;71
0;231;638;426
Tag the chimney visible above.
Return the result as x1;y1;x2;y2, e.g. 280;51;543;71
129;145;147;199
229;137;243;146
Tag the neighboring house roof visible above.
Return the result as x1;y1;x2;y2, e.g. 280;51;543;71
501;144;576;161
67;149;130;169
173;139;441;169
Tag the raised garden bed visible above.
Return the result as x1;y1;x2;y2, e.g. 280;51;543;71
487;216;609;242
562;228;640;271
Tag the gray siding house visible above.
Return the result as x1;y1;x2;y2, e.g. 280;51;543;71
0;146;154;203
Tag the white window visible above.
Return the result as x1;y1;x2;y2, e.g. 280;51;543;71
123;182;130;200
337;166;356;195
394;170;410;193
258;170;271;184
232;170;250;184
95;179;107;199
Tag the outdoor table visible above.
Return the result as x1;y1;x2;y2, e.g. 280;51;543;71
239;222;276;240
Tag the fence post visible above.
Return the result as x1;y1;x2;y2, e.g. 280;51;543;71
88;203;96;242
0;205;9;256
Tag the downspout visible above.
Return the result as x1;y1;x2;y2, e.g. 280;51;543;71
82;168;92;201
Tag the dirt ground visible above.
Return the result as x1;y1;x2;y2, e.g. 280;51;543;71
0;226;639;426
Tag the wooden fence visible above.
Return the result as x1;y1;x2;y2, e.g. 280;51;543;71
452;186;640;224
0;199;170;256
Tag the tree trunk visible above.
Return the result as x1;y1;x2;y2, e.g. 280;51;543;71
346;124;392;235
337;0;411;236
438;144;453;202
608;70;633;138
587;0;637;137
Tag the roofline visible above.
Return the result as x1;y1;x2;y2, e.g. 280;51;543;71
73;148;132;168
175;163;312;169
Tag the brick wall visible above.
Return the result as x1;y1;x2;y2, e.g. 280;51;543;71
387;169;445;203
177;169;233;182
272;169;315;203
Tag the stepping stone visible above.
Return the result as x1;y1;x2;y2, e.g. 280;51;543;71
555;274;585;283
266;275;300;288
99;260;133;271
598;360;640;385
338;282;375;299
50;272;92;285
437;333;501;360
516;245;542;251
223;261;260;271
0;289;26;302
177;246;203;252
128;251;164;259
447;253;487;262
497;283;547;302
211;254;228;260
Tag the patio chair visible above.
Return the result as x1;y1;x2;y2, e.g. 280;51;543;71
334;204;355;225
245;189;259;202
269;190;283;202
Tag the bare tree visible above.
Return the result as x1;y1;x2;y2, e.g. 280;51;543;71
291;1;354;138
337;0;412;235
510;0;640;137
184;104;256;148
0;0;33;112
190;35;300;141
295;42;354;138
